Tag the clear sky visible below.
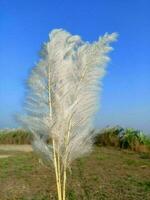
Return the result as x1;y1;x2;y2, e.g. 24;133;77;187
0;0;150;133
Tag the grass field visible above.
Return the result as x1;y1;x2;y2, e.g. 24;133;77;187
0;146;150;200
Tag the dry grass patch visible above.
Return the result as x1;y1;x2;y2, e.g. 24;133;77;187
0;146;150;200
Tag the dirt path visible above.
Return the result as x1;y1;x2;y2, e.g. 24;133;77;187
0;145;33;152
0;155;11;158
0;145;33;158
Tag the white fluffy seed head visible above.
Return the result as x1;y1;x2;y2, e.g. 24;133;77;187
21;29;117;168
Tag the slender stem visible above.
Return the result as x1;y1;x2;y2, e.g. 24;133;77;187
57;148;62;199
53;139;62;200
63;165;67;200
47;52;63;200
47;60;62;199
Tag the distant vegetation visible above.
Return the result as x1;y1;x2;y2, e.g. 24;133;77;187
0;127;150;153
0;128;32;144
95;126;150;152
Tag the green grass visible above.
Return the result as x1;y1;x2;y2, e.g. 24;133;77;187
0;146;150;200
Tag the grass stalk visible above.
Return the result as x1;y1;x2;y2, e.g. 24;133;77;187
53;139;62;200
62;165;67;200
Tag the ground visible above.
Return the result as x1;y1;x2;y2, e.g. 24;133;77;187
0;145;150;200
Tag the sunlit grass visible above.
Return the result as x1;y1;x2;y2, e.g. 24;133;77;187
0;146;150;200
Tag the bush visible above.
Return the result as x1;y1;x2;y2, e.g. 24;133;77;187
95;126;124;147
95;126;150;152
0;129;32;144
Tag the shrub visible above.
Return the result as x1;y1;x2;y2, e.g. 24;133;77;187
95;126;150;152
0;129;32;144
95;126;124;147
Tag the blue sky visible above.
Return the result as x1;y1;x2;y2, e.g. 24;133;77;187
0;0;150;133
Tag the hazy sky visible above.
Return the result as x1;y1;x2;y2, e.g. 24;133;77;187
0;0;150;133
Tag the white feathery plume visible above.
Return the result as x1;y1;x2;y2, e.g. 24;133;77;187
21;29;117;200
